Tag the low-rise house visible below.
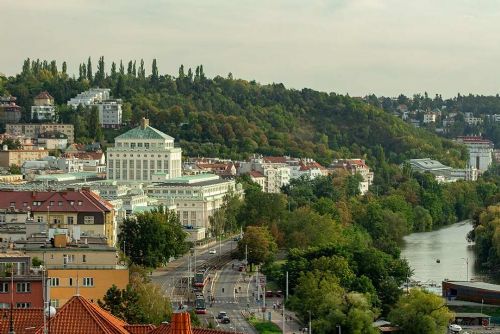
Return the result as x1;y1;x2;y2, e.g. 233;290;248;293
31;91;55;122
423;112;437;124
238;155;291;193
0;147;49;168
464;112;483;126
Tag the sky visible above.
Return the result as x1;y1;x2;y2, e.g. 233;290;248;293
2;0;500;97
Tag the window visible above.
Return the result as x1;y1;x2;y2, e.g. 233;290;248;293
0;283;8;293
9;202;15;207
58;201;63;206
69;278;73;286
82;255;87;263
49;278;59;287
23;202;27;207
78;201;82;206
50;300;59;308
16;302;30;309
84;216;94;224
63;254;75;264
50;201;54;206
16;282;31;293
67;217;74;225
37;216;43;223
83;277;94;287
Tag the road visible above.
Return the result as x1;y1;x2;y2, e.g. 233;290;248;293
203;259;256;333
151;238;238;303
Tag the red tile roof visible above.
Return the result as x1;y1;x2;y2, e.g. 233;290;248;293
0;308;44;334
35;295;130;334
263;156;287;164
63;151;104;161
249;170;265;178
35;91;53;100
148;318;244;334
125;324;157;334
0;190;113;213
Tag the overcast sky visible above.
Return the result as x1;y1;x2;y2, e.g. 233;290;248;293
2;0;500;97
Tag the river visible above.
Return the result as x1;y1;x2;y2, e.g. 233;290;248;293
401;220;482;291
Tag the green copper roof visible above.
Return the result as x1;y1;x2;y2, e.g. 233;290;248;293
115;125;174;141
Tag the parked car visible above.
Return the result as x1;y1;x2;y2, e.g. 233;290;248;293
275;290;283;297
221;316;231;324
209;249;216;254
217;311;227;320
265;291;274;298
449;324;462;333
238;265;246;272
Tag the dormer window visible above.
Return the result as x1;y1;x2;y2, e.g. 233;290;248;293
78;201;83;206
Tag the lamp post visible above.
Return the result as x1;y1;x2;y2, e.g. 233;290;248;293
336;324;342;334
308;310;312;334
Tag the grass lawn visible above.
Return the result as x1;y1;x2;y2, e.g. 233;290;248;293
248;316;282;334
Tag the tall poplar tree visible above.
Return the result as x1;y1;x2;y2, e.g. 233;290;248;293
87;57;93;81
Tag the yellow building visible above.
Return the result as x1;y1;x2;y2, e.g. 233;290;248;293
24;235;129;308
0;148;49;168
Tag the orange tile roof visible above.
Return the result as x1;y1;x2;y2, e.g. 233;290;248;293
0;308;43;334
148;312;244;334
125;324;157;334
35;91;53;100
35;295;130;334
263;156;287;164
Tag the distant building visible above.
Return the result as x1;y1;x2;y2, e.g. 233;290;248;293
97;99;122;128
31;91;55;121
249;170;266;190
0;189;117;246
238;155;291;193
423;112;437;124
0;147;49;168
106;118;182;183
0;96;22;123
67;88;110;108
289;158;328;180
145;174;242;237
184;158;237;178
330;159;374;195
37;131;68;150
6;123;75;144
455;136;494;172
464;112;483;126
407;158;478;182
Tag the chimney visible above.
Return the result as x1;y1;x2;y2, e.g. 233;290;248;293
170;312;193;334
140;118;149;129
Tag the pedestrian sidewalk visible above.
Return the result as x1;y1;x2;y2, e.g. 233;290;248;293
269;305;302;334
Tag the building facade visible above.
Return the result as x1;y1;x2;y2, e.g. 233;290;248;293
456;136;494;173
0;189;117;246
37;131;68;150
97;100;122;128
0;96;22;123
238;155;291;193
0;148;49;168
145;174;242;233
6;123;75;144
107;118;182;183
67;88;111;108
31;91;55;121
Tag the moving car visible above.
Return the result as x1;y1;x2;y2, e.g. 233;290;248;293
217;311;227;319
209;249;216;254
221;316;231;324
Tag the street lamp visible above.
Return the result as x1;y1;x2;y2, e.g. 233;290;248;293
336;324;342;334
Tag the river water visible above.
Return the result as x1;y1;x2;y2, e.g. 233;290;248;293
401;220;481;291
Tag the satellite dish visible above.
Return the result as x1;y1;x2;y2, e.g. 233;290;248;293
44;306;56;318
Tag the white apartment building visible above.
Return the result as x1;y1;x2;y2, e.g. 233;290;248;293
423;112;436;124
331;159;374;195
31;91;55;121
464;112;483;126
455;136;494;172
145;174;242;234
67;88;110;108
98;100;122;128
106;118;182;183
238;155;291;193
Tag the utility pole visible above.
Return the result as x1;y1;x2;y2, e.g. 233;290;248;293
308;311;312;334
245;244;248;266
286;271;289;301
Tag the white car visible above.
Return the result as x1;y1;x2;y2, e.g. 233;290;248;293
209;249;216;254
449;324;462;333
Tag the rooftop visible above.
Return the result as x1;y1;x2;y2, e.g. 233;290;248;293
444;280;500;293
408;158;452;171
150;174;231;188
115;119;173;141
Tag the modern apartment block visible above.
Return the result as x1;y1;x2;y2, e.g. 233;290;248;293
6;123;75;144
31;91;55;121
97;99;122;128
67;88;110;108
106;118;182;183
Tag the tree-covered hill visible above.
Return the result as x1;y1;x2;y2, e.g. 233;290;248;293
0;58;467;168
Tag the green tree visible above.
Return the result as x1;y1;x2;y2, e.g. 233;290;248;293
389;289;453;334
118;208;188;268
237;226;277;265
151;59;159;83
87;57;93;81
8;165;21;175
